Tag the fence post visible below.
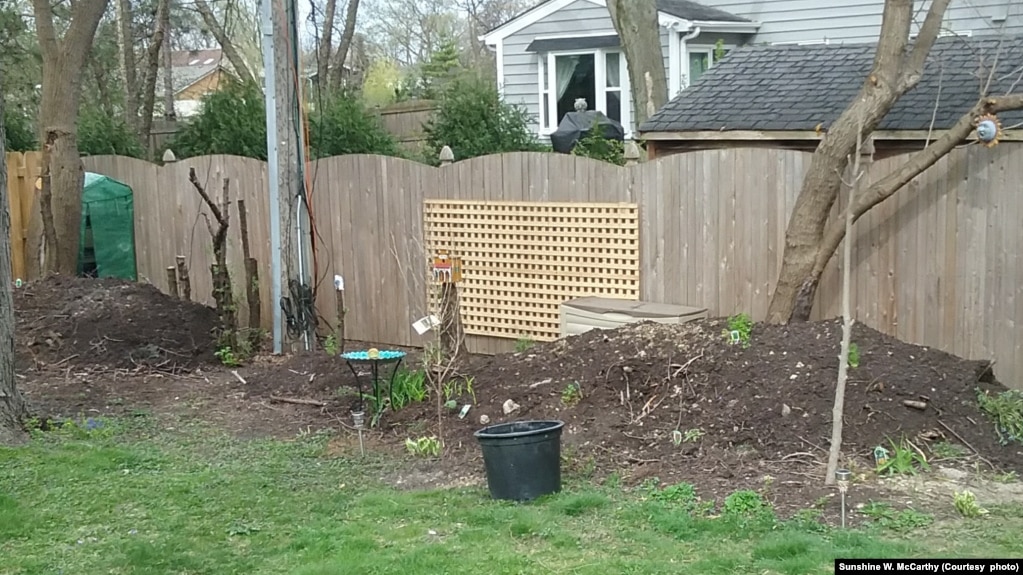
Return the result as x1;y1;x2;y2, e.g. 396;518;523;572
624;141;641;166
439;146;454;166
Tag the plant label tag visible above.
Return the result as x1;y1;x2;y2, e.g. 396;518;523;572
334;275;345;291
412;315;441;335
730;330;741;344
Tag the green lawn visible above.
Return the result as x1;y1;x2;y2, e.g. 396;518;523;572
2;417;1021;575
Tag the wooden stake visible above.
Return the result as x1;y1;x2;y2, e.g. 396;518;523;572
175;255;191;301
165;266;178;298
237;199;261;348
335;287;346;353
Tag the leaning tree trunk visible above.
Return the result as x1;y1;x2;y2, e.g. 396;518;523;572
31;0;110;277
317;0;337;91
330;0;361;91
116;0;139;133
765;0;952;323
194;0;256;85
607;0;668;126
0;68;29;444
138;0;170;149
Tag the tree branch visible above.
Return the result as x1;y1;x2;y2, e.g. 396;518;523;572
194;0;256;85
813;93;1023;276
899;0;952;90
61;0;111;74
30;0;58;56
189;167;228;228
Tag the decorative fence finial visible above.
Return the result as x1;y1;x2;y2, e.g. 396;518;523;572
162;148;177;163
624;141;642;166
439;145;455;166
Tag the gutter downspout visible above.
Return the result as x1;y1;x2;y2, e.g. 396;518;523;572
680;26;702;92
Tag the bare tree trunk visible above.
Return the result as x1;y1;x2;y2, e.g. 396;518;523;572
329;0;361;91
116;0;139;131
138;0;170;154
90;57;117;116
0;67;29;444
317;0;338;92
826;119;865;486
32;0;109;276
606;0;668;126
766;0;951;323
163;0;176;122
194;0;257;85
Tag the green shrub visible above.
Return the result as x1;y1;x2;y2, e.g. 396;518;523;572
571;123;626;165
3;108;36;151
77;108;144;158
308;92;401;158
423;75;544;163
169;79;268;160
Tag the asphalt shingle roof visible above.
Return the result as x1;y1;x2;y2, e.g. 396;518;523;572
656;0;749;23
640;35;1023;133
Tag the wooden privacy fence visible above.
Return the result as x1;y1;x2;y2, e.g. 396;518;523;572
53;144;1023;390
4;152;42;283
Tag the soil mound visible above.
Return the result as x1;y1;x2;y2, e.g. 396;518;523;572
15;275;220;370
392;318;1021;475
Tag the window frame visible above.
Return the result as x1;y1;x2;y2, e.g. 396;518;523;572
682;43;734;90
537;47;631;137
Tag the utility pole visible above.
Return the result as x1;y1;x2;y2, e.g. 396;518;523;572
260;0;314;354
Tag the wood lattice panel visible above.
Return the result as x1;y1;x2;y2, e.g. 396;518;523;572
423;200;640;341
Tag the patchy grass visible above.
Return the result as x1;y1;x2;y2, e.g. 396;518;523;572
3;417;1023;575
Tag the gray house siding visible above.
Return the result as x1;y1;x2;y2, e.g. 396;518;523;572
501;0;676;136
692;0;1021;44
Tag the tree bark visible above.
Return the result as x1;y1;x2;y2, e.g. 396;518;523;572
116;0;139;131
329;0;361;91
606;0;668;126
194;0;257;85
32;0;110;276
138;0;169;156
766;0;952;324
0;66;29;444
317;0;337;91
162;0;176;121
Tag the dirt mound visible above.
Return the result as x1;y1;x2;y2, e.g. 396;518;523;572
390;318;1020;476
15;275;220;370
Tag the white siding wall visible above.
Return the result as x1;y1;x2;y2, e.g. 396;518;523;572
693;0;1021;44
502;0;677;136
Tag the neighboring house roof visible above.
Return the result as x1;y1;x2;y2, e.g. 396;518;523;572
640;35;1023;134
483;0;756;43
168;50;228;96
171;49;223;68
655;0;749;23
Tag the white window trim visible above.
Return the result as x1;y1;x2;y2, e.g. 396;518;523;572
681;43;734;91
536;48;632;138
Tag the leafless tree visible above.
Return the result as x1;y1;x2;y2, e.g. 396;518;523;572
766;0;1023;323
30;0;110;276
0;63;29;444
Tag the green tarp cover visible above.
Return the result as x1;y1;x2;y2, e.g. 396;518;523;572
78;172;138;281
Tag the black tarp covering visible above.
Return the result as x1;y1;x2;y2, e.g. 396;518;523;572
549;111;625;154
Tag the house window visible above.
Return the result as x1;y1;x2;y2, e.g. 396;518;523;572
683;46;731;89
540;49;629;133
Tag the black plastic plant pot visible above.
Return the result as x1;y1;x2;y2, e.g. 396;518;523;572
474;420;565;502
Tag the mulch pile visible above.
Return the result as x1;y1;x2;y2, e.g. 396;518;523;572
14;275;220;370
385;318;1021;478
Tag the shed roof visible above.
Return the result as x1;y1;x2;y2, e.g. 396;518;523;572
640;35;1023;134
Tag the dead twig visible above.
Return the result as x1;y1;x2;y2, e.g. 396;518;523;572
269;395;327;407
936;420;999;471
669;352;704;379
230;370;247;385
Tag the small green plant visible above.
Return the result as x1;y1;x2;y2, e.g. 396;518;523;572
442;375;477;405
391;368;429;410
930;441;967;460
648;481;700;509
848;342;860;368
515;334;535;353
859;502;933;532
561;382;582;406
876;438;930;476
953;490;988;518
977;388;1023;445
215;346;242;367
405;436;442;457
723;489;772;519
323;334;340;356
671;427;705;446
722;313;753;348
26;416;118;440
571;120;626;166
